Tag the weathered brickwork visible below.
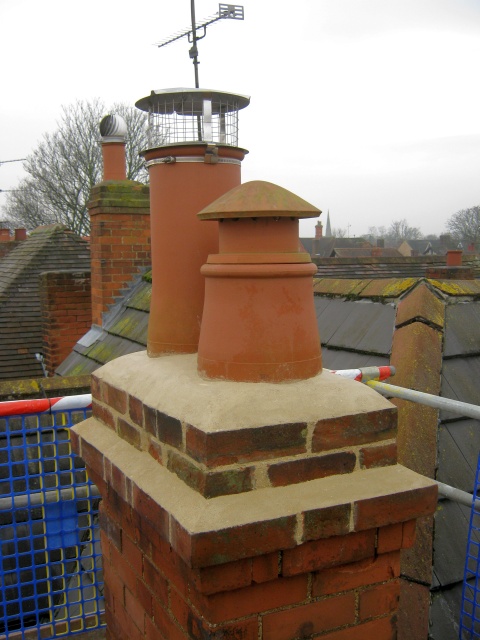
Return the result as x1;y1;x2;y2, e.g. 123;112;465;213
88;182;150;326
74;354;437;640
91;378;398;499
99;484;414;640
40;270;92;376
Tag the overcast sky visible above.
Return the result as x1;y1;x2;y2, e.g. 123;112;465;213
1;0;479;238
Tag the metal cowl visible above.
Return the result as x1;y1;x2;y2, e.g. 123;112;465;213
99;114;127;142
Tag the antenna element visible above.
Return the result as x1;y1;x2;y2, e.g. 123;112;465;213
155;3;244;87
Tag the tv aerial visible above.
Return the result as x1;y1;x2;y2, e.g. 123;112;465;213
155;2;244;88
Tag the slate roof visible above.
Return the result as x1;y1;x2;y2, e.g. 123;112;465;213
314;254;480;279
332;247;402;258
301;236;372;258
58;267;480;637
313;276;480;639
56;273;150;377
0;224;90;380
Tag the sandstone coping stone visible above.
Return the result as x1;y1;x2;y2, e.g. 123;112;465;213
91;352;393;431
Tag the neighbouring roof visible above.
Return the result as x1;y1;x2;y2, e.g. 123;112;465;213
314;254;480;279
332;247;402;258
302;236;373;258
0;224;90;380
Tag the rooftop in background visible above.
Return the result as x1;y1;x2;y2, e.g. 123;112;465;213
314;254;480;279
0;227;27;260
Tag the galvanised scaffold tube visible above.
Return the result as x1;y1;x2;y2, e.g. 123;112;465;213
366;380;480;421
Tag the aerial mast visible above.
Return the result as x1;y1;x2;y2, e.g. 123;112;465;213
155;3;244;88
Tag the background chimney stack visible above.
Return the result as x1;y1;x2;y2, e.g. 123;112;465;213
89;115;150;327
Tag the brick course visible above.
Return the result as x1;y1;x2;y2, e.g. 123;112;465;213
99;482;408;639
92;378;404;499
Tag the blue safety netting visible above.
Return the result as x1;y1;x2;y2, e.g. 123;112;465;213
0;407;104;638
460;453;480;638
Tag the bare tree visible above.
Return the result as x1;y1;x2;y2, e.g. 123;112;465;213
367;225;387;239
386;219;423;242
446;206;480;246
2;99;148;236
331;227;347;238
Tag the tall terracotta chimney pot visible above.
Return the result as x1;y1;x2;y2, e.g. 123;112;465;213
197;180;322;382
135;88;249;356
99;114;127;181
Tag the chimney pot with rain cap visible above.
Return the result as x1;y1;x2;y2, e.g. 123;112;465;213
197;180;322;382
99;114;127;181
135;87;249;356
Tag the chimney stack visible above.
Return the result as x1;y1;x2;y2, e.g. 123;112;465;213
73;100;438;640
315;220;323;239
14;228;27;241
89;115;150;326
426;250;473;279
99;114;127;181
135;88;249;356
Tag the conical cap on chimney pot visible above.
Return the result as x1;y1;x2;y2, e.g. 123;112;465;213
198;180;321;220
197;180;322;382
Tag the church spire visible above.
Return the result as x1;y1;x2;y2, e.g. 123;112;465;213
325;210;332;237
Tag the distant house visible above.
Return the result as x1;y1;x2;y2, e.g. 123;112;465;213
0;224;91;380
301;236;379;258
0;227;27;260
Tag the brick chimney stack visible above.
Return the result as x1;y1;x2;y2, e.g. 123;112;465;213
71;102;437;640
89;114;150;327
426;250;473;280
315;220;323;239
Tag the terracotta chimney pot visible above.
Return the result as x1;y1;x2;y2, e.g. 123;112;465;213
446;249;462;267
136;88;250;356
99;114;127;181
197;180;322;382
